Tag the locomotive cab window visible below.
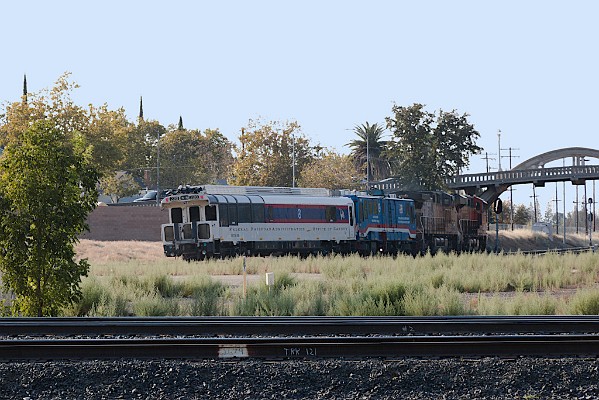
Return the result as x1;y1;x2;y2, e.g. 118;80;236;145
189;206;200;222
171;208;183;224
205;205;217;221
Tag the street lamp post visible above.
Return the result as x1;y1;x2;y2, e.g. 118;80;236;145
292;134;295;188
589;197;594;247
156;128;160;205
366;133;370;190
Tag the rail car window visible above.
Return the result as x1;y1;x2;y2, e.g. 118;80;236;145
205;205;217;221
189;206;200;222
228;203;238;225
325;206;337;222
171;208;183;224
349;206;354;225
266;206;274;222
252;204;265;222
238;203;251;223
219;205;229;227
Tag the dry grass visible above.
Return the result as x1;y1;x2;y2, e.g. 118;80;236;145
490;230;591;252
76;240;165;263
63;235;599;316
76;230;595;265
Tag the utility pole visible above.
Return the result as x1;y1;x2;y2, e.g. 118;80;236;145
530;186;538;224
585;182;589;237
501;146;519;230
156;126;160;205
563;158;567;244
482;152;496;173
553;183;561;235
574;193;580;235
481;152;496;230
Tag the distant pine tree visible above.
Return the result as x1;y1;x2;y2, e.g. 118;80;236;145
178;116;183;130
139;96;144;121
22;74;28;104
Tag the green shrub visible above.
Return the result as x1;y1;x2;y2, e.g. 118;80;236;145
187;279;226;316
569;290;599;315
134;296;180;316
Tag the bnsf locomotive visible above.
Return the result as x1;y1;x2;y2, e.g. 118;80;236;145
160;185;487;260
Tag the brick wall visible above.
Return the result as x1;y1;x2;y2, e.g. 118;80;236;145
80;205;169;241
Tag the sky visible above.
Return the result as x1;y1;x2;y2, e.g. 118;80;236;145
1;1;598;217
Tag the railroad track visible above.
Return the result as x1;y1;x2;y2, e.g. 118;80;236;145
503;245;596;255
2;316;599;361
3;335;599;360
2;316;599;336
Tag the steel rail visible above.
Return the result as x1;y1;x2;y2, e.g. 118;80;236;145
2;316;599;336
2;335;599;360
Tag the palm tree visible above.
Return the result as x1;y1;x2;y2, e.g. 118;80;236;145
347;122;390;185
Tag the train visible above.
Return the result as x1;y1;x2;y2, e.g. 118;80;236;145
160;185;487;260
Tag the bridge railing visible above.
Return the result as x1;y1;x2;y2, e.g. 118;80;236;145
447;165;599;188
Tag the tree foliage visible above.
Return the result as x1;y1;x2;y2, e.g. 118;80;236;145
158;127;233;188
0;72;88;147
347;122;390;183
100;172;140;203
299;151;362;190
232;120;313;187
385;103;481;190
513;204;532;225
0;121;99;316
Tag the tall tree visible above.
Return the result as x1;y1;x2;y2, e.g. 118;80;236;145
1;72;89;147
385;104;437;189
299;151;362;190
158;127;234;188
385;103;481;190
139;96;144;121
178;116;184;131
232;120;313;187
434;109;482;176
347;122;390;184
0;121;99;316
22;74;27;104
513;204;532;225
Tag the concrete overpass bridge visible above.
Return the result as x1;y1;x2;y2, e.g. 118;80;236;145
374;147;599;204
448;147;599;203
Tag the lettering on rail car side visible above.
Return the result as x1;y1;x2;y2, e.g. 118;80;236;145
218;345;249;358
283;347;317;357
401;325;415;333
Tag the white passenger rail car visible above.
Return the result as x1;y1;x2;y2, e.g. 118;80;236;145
161;185;355;260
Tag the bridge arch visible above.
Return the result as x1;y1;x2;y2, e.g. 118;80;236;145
514;147;599;169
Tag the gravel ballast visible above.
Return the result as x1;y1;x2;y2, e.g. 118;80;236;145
1;358;599;399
